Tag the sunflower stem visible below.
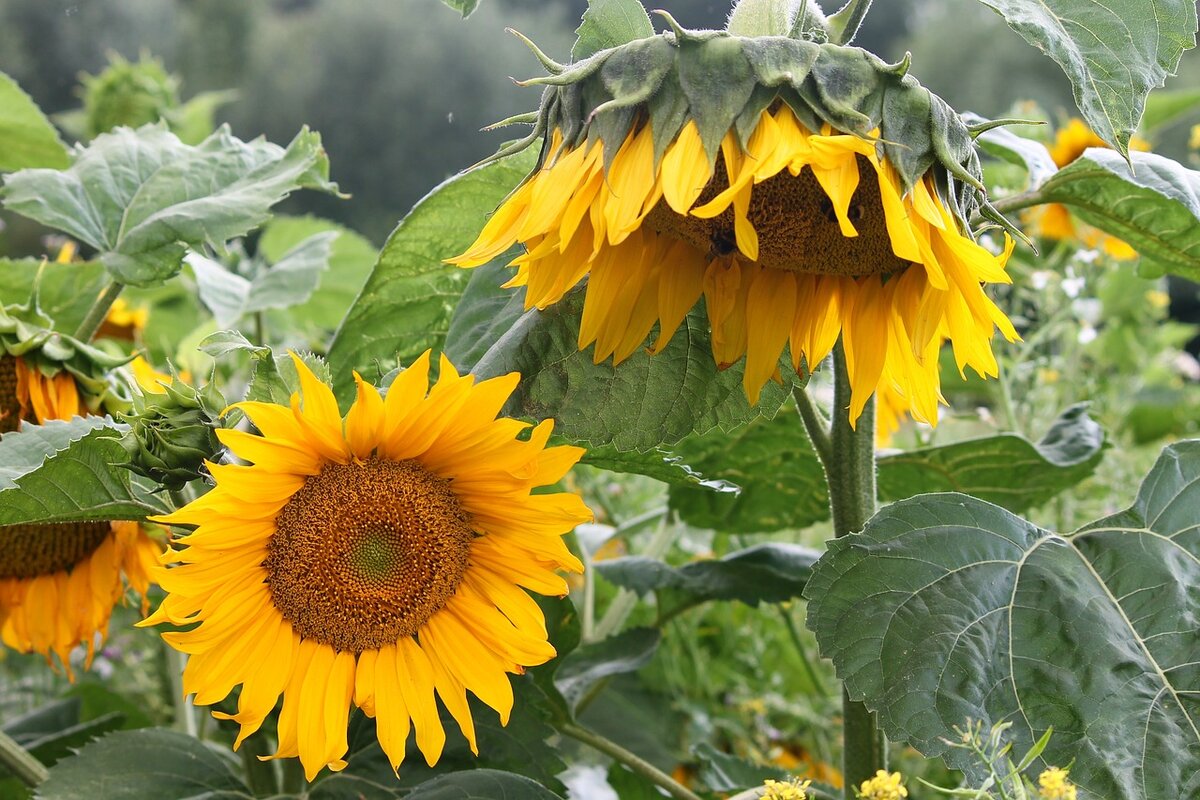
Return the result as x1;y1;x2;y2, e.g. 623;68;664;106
558;721;703;800
793;384;833;467
73;281;125;342
165;643;198;738
826;342;886;799
279;759;307;794
238;731;278;797
0;729;48;788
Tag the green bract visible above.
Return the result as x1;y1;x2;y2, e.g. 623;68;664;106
120;377;225;492
497;16;1022;239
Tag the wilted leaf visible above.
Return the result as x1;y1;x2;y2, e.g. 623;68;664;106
806;440;1200;800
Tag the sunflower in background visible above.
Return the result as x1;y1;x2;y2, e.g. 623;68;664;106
145;353;592;779
0;349;160;678
452;18;1021;428
1030;118;1151;260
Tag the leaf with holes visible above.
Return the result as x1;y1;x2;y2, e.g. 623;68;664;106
806;439;1200;800
975;0;1196;155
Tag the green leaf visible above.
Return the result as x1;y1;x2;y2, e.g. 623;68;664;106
974;0;1197;156
692;742;786;792
806;440;1200;800
595;543;819;617
726;0;799;36
1139;86;1200;135
579;441;736;488
0;418;165;523
443;259;528;371
406;770;563;800
1;124;335;286
36;728;253;800
169;90;238;146
439;0;480;18
554;627;661;713
573;0;656;61
326;150;537;401
189;232;337;326
606;764;663;800
876;403;1106;514
669;409;828;533
473;288;793;451
0;259;109;334
0;71;69;171
1038;148;1200;279
258;215;377;331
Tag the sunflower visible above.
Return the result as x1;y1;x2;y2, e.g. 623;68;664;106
96;297;149;342
0;354;161;677
1030;118;1151;260
144;352;591;779
450;28;1019;426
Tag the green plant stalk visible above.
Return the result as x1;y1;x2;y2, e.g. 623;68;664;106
73;280;126;342
279;758;306;794
798;344;886;798
165;643;199;737
0;729;48;788
238;730;278;797
558;721;704;800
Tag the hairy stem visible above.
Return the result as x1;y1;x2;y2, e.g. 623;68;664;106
73;281;125;342
827;343;886;798
558;721;703;800
0;729;48;788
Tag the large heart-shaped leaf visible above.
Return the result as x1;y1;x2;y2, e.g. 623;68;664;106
975;0;1197;156
1;124;334;286
35;728;252;800
326;150;536;401
806;440;1200;800
1038;148;1200;279
0;418;164;524
472;288;792;451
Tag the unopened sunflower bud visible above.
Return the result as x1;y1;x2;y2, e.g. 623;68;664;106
121;378;224;491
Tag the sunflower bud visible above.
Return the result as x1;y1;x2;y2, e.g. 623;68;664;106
81;52;181;138
121;378;224;491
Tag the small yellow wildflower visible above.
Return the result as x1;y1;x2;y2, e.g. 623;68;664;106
1145;289;1171;311
1189;123;1200;151
1038;767;1077;800
857;770;907;800
762;777;812;800
1037;367;1061;385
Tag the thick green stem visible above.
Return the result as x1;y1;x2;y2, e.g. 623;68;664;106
73;281;125;342
558;721;703;800
238;730;278;797
827;343;886;798
0;729;48;788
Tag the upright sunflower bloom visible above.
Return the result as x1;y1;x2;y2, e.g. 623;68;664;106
451;19;1021;425
0;351;160;677
145;353;591;779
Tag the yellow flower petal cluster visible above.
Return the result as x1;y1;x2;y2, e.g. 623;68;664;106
1037;766;1077;800
144;352;592;780
762;777;812;800
0;353;161;677
453;104;1018;426
857;769;908;800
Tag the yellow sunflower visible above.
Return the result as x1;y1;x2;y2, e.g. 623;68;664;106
96;297;149;342
0;354;161;677
453;104;1017;426
144;352;591;779
1031;118;1151;260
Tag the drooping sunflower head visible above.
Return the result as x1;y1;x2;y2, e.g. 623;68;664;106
144;353;592;780
450;17;1022;426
